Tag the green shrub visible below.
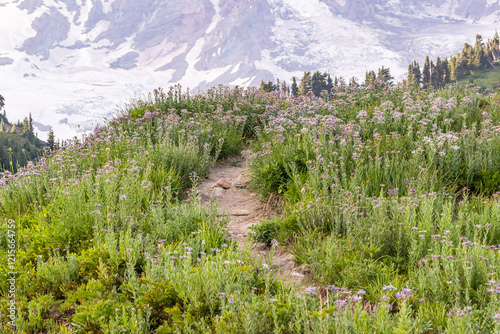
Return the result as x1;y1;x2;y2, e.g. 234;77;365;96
249;220;280;246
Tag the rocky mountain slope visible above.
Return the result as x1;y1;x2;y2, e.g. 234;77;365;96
1;0;499;138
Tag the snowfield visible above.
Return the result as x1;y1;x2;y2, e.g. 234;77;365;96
0;0;499;139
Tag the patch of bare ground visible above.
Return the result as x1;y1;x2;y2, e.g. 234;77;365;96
197;156;311;287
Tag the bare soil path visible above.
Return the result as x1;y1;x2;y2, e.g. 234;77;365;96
198;156;309;285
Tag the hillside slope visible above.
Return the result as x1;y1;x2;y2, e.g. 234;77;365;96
459;62;500;88
4;83;500;332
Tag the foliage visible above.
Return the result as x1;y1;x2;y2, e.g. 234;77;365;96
3;83;500;333
0;132;41;173
0;96;43;173
408;32;500;88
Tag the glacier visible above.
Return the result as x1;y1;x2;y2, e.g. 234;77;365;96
0;0;499;139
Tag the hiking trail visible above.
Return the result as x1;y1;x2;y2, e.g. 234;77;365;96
198;156;309;286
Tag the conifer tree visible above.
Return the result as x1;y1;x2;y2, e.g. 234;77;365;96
407;64;415;87
261;80;267;92
462;43;474;74
407;61;421;87
413;61;422;86
435;57;443;87
28;113;33;134
22;118;28;134
455;52;468;80
442;58;450;84
473;35;488;69
409;31;500;87
311;71;325;97
492;30;500;60
365;70;376;86
281;80;288;96
486;47;494;64
47;129;55;151
291;77;298;97
430;61;438;88
377;66;393;85
0;94;4;111
325;73;333;93
10;124;15;133
260;80;276;93
449;56;457;81
298;71;312;96
260;80;266;91
422;56;431;88
0;119;4;132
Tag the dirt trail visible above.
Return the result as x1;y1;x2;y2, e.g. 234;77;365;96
198;156;309;285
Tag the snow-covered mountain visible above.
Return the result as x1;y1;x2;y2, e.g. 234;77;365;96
1;0;499;139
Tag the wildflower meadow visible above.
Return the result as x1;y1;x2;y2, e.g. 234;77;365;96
2;83;500;333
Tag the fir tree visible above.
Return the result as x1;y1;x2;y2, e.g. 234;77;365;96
492;30;500;60
22;118;28;134
422;56;431;88
462;43;474;74
10;124;15;133
291;77;298;97
435;57;443;87
0;94;4;111
259;80;276;93
407;64;415;87
47;129;55;151
413;61;422;86
407;61;421;87
473;35;488;69
442;58;450;85
0;119;4;132
449;56;457;81
456;54;468;80
325;73;333;93
311;71;324;97
298;71;312;96
365;70;376;86
281;80;289;96
430;61;438;88
377;66;393;85
259;80;265;91
28;113;34;134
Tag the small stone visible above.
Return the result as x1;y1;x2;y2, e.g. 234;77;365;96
216;179;231;189
212;187;224;197
235;174;250;188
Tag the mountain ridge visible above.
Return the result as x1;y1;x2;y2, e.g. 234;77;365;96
1;0;499;139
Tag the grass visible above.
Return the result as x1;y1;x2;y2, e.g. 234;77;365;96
457;61;500;89
2;83;500;332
